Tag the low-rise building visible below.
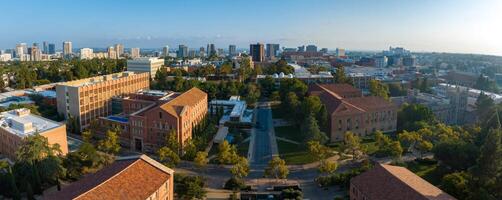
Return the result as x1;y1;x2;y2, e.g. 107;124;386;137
0;108;68;161
350;164;456;200
309;84;397;142
44;155;174;200
97;88;207;152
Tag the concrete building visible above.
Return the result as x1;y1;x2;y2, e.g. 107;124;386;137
297;45;305;52
30;46;41;61
309;84;397;141
127;57;164;79
306;45;318;52
63;41;72;59
403;55;417;67
131;48;140;59
336;48;345;57
107;46;117;59
97;88;207;152
162;45;169;57
0;54;12;62
229;45;237;56
266;43;280;59
115;44;124;58
45;155;174;200
374;55;388;68
56;71;150;131
250;43;265;62
0;108;68;161
350;164;456;200
15;43;26;58
80;48;94;60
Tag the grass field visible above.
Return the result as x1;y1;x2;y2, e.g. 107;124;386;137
277;140;316;165
275;125;303;142
405;159;448;185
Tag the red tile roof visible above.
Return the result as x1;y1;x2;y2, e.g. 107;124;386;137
315;83;362;97
45;155;173;200
351;164;456;200
160;87;207;117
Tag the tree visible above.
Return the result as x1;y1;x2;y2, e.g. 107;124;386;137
165;129;180;154
230;157;250;179
174;174;206;200
441;172;471;199
182;140;197;161
217;140;239;164
245;84;260;105
334;65;351;84
264;157;289;179
301;114;328;144
194;151;208;169
474;126;502;189
307;140;331;161
270;91;281;101
416;139;433;158
283;92;300;122
475;92;494;121
397;103;435;131
97;129;121;155
369;79;390;100
16;134;60;164
157;147;180;168
318;160;337;175
432;140;479;171
343;132;363;160
81;130;92;143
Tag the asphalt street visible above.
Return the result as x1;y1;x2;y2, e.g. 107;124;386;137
251;107;273;165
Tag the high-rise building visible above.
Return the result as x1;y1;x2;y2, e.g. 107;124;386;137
162;46;169;57
63;41;72;59
374;56;388;68
188;49;196;58
229;45;236;56
207;44;216;57
199;47;205;57
320;48;328;54
403;55;417;67
56;71;150;130
306;45;318;52
127;57;164;78
250;43;265;62
48;43;56;54
15;43;26;58
336;48;345;57
80;48;94;60
115;44;124;58
43;41;48;54
298;45;305;52
177;45;188;58
31;45;41;61
266;44;280;59
107;46;117;59
131;48;140;59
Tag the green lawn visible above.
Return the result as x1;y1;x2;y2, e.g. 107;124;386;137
277;140;316;165
274;125;303;142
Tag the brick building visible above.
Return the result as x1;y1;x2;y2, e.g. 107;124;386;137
98;88;208;152
350;164;456;200
45;155;174;200
0;108;68;161
309;84;397;142
56;71;150;131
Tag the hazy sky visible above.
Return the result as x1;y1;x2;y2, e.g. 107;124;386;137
2;0;502;55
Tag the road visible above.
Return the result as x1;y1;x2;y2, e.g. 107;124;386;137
251;107;274;166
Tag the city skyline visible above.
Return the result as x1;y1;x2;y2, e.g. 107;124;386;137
1;0;502;56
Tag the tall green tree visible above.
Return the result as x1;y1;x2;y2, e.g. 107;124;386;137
97;129;121;155
264;157;289;179
230;157;250;179
301;114;328;144
369;79;390;100
157;147;180;168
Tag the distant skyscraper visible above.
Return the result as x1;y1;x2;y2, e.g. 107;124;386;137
297;45;305;52
199;47;205;57
250;43;265;62
107;46;116;59
15;43;26;58
374;56;388;68
162;46;169;57
48;43;56;54
207;44;216;57
80;48;94;60
320;48;328;54
63;41;72;59
188;49;196;58
266;44;279;59
177;45;188;58
336;48;345;57
306;45;317;52
115;44;124;58
31;46;41;61
229;45;236;56
42;41;48;54
131;48;140;59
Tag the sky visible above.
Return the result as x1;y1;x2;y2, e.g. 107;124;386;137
2;0;502;56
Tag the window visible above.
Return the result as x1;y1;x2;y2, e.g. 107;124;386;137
159;112;162;119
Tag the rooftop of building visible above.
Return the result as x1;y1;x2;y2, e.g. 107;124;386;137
127;57;164;63
159;87;207;117
351;164;456;200
44;155;173;200
0;108;62;137
57;71;146;87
